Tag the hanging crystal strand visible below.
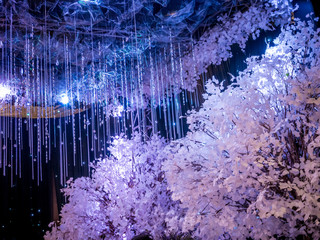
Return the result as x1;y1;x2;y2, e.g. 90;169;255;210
113;52;118;135
77;62;82;164
74;26;79;165
48;34;52;161
40;53;44;158
170;30;181;139
159;52;168;139
154;50;161;119
39;54;46;182
79;54;84;166
119;46;126;133
18;45;22;177
64;116;68;182
14;57;18;178
176;48;184;138
13;52;18;177
169;30;176;140
122;39;129;111
44;36;49;164
9;6;14;185
132;0;143;136
92;66;97;159
1;16;7;176
5;13;9;177
120;46;125;133
24;28;28;172
90;18;96;160
123;41;130;137
191;37;198;108
62;35;68;183
116;52;121;135
163;48;173;140
83;64;90;174
129;51;135;134
148;36;157;135
0;22;6;175
65;36;69;101
64;37;69;181
97;41;102;155
84;62;91;172
66;40;71;178
36;57;41;185
40;57;44;183
58;111;63;185
178;43;186;105
30;25;35;180
18;116;22;178
3;12;7;176
104;57;110;147
134;58;141;135
129;53;136;135
52;65;57;149
18;109;22;178
128;46;133;136
152;49;158;135
174;45;183;138
61;116;65;186
140;54;147;137
67;41;75;165
86;102;90;176
101;54;107;156
70;44;76;167
43;0;49;164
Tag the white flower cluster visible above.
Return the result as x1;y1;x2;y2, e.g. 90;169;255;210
181;0;292;91
45;134;184;240
163;18;320;239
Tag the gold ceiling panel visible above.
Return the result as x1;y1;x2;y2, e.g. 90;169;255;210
0;104;88;118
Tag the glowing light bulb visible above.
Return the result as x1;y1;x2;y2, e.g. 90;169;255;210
0;85;12;99
60;93;69;105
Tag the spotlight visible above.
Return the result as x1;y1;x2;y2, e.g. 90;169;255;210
59;93;69;105
0;85;12;99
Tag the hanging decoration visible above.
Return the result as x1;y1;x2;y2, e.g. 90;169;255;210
0;0;292;186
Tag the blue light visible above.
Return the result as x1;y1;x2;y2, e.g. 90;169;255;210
79;0;100;5
60;93;69;105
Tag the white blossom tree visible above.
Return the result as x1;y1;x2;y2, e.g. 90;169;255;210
163;18;320;239
45;134;184;240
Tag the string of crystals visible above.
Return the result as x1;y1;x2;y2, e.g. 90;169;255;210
0;14;208;187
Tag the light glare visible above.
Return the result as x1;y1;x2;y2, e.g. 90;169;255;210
60;94;69;105
0;85;12;99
